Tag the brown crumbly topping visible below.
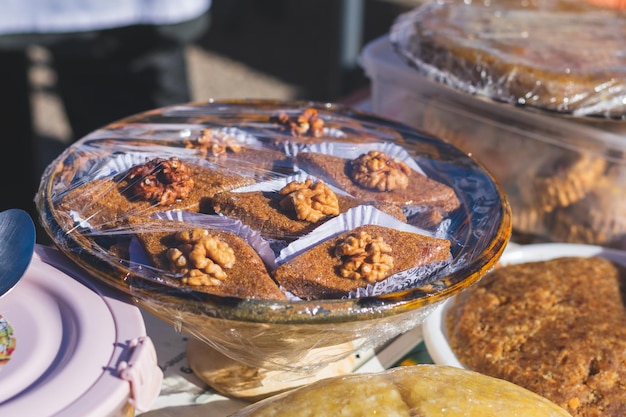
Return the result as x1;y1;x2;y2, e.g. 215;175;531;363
125;157;194;205
446;256;626;417
278;179;340;222
277;107;325;137
184;128;243;157
166;228;236;286
350;151;410;192
334;231;394;283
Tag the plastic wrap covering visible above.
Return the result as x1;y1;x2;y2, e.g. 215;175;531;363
390;0;626;120
35;100;510;373
230;365;571;417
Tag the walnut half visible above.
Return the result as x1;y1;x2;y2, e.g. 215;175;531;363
166;228;236;287
277;107;325;137
126;157;195;205
350;151;410;192
279;178;340;222
334;231;394;283
184;128;243;157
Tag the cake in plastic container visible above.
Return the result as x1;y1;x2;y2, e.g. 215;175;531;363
359;0;626;248
390;0;626;119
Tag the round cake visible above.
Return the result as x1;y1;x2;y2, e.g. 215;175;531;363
446;256;626;416
390;0;626;119
231;364;571;417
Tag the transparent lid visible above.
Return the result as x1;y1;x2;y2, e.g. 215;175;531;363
390;0;626;120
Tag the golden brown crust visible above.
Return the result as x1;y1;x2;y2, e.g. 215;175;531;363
446;256;626;416
295;151;460;213
273;224;451;300
134;223;286;300
392;0;626;117
58;160;254;230
232;365;571;417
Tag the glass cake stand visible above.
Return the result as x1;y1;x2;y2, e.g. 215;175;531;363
36;99;511;398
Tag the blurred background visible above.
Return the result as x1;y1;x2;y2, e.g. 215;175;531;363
34;0;419;174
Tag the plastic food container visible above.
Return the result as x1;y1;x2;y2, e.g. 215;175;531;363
35;99;510;398
360;33;626;249
0;245;162;417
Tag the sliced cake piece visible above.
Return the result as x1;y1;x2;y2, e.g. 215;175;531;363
273;224;451;300
183;127;294;175
210;178;407;241
134;224;286;300
57;156;256;230
296;150;460;213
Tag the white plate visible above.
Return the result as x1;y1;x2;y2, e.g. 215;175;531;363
0;245;161;416
422;242;626;368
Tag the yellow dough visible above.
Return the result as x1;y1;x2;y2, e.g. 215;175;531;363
231;365;571;417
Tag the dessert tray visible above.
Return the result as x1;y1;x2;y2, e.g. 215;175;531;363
35;100;511;380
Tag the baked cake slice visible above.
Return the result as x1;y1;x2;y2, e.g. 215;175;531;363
273;224;451;300
133;223;286;300
295;151;460;213
390;0;626;118
183;127;294;175
210;178;407;240
57;156;256;230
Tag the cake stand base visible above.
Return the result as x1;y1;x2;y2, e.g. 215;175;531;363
186;337;357;402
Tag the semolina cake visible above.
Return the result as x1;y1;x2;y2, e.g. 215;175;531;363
57;156;255;230
446;256;626;417
183;127;294;175
390;0;626;118
133;223;286;300
295;150;460;213
231;364;572;417
210;178;407;240
273;224;451;300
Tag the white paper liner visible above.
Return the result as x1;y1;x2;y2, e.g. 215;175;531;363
281;127;347;156
228;171;351;197
292;141;425;175
81;152;153;181
275;205;450;299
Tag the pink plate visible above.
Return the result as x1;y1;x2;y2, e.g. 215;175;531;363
0;245;161;416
